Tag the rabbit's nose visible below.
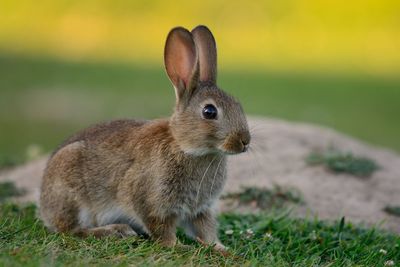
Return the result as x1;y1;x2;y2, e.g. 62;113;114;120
239;131;251;152
241;140;249;152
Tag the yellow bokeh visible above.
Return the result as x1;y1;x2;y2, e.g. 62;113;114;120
0;0;399;75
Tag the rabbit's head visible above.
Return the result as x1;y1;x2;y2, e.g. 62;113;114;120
165;25;250;156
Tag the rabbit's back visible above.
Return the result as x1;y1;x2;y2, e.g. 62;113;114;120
52;119;149;157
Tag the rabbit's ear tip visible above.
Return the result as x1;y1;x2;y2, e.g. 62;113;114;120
165;27;196;52
192;25;212;33
167;27;191;39
169;26;189;33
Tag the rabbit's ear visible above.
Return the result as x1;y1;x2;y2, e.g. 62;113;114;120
164;27;199;101
191;25;217;84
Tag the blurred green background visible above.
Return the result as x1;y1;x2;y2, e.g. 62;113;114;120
0;0;399;165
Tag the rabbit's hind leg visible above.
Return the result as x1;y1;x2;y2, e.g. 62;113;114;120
39;187;81;234
74;224;137;238
39;141;85;234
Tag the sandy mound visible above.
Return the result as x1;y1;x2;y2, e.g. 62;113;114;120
1;117;400;232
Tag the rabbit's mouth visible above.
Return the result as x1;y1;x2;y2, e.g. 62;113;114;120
219;145;248;155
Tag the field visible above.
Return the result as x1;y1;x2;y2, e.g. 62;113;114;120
1;54;400;165
1;1;400;266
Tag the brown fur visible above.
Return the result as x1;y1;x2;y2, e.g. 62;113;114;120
40;25;250;251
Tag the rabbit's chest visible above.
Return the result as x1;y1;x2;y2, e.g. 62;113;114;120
164;157;227;217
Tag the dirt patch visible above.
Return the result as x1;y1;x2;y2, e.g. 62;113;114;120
1;116;400;232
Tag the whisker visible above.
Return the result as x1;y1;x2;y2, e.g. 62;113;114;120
246;146;267;177
209;156;224;199
195;155;218;204
249;123;268;134
248;131;269;150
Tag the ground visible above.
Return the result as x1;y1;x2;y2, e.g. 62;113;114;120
1;117;400;265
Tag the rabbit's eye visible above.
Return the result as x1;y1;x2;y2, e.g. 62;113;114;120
202;104;218;120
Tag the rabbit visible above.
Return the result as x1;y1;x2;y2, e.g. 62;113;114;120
39;25;250;251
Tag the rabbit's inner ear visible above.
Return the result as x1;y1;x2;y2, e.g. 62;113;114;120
191;25;217;84
164;27;199;101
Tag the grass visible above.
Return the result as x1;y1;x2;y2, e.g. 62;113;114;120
0;182;25;202
0;155;23;171
222;186;302;210
0;203;399;266
307;150;379;177
384;206;400;218
1;54;400;163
